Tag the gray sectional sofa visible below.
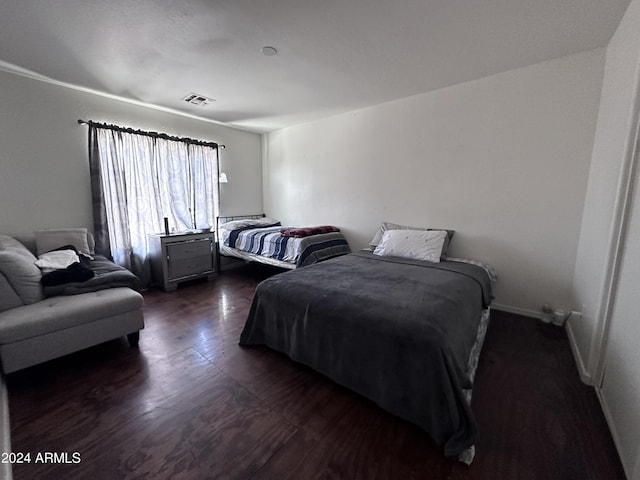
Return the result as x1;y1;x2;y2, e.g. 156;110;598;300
0;232;144;374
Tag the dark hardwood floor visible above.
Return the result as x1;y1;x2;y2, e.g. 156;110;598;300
7;265;626;479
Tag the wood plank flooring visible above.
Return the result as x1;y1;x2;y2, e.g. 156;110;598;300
6;265;626;479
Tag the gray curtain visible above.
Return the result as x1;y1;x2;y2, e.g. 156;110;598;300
88;124;219;284
88;126;113;259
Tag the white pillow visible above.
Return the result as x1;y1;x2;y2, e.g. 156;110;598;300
369;221;406;247
369;221;455;257
373;229;447;263
35;250;80;273
35;228;92;256
220;217;280;231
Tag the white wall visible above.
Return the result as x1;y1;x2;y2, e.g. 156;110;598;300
570;0;640;385
0;70;263;237
571;0;640;476
601;163;640;478
264;50;605;315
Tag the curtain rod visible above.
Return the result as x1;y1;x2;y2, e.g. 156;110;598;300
77;119;225;149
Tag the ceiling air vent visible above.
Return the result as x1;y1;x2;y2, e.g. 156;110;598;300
182;93;215;106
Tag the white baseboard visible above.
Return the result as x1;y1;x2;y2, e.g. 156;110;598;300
492;303;541;319
565;318;593;385
596;386;633;479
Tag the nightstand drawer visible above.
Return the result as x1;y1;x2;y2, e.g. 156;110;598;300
169;254;213;280
167;238;212;260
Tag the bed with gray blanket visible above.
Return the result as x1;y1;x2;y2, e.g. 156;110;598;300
240;250;494;463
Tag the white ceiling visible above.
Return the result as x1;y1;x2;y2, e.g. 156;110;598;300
0;0;630;133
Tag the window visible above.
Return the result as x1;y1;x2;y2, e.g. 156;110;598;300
87;122;220;283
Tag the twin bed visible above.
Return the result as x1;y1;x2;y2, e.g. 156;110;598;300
227;217;495;463
218;215;351;269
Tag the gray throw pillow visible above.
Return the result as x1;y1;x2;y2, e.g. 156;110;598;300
0;235;44;305
35;228;92;256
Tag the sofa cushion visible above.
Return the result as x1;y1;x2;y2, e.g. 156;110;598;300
35;228;92;256
0;272;23;313
0;235;44;305
0;287;143;344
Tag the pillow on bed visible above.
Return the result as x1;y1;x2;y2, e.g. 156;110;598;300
220;218;280;231
35;228;92;256
373;229;447;263
369;222;455;257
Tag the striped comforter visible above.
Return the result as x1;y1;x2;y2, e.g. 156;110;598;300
221;225;351;267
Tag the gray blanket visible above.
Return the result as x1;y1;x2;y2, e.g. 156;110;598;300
240;251;493;459
43;255;142;296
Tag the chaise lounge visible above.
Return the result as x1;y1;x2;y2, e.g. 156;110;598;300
0;231;144;374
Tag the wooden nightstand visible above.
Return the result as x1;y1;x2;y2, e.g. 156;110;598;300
147;231;217;291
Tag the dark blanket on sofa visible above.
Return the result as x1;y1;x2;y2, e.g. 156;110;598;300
43;255;142;297
239;251;493;459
